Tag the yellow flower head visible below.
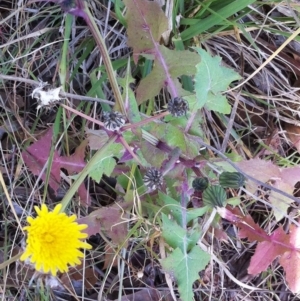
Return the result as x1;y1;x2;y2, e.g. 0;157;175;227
21;204;92;276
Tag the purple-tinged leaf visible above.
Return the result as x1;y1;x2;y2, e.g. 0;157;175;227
279;224;300;294
78;202;133;246
142;122;200;159
124;0;168;61
22;128;91;205
219;207;300;294
140;141;168;168
38;0;87;18
236;158;300;221
124;0;200;104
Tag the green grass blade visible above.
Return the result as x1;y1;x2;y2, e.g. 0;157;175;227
181;0;257;41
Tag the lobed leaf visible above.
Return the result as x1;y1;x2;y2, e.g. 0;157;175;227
158;192;208;225
248;226;289;275
194;48;241;114
161;214;189;252
118;62;142;124
161;246;210;301
78;202;132;246
124;0;168;59
143;122;201;159
88;143;123;183
124;0;199;104
136;46;199;104
218;207;300;293
22;128;90;205
161;208;210;301
279;224;300;293
237;158;300;221
140;141;168;168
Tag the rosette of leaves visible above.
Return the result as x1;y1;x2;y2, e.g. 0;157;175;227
203;185;227;208
219;171;245;189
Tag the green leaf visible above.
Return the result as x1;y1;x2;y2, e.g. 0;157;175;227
124;0;200;103
227;196;241;206
136;46;199;104
143;122;186;152
118;59;141;123
161;246;210;301
114;0;126;26
194;48;241;114
158;192;208;225
140;141;168;168
186;207;209;222
162;214;201;253
89;144;123;182
206;92;231;114
162;47;199;77
143;122;201;159
162;214;187;251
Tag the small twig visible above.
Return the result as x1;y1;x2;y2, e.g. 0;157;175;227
62;92;114;105
0;73;115;105
197;138;300;205
122;111;169;131
220;91;240;153
60;103;105;127
117;135;143;166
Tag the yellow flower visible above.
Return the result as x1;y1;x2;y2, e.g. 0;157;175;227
21;204;92;276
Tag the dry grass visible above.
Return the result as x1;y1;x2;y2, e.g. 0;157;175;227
1;0;300;300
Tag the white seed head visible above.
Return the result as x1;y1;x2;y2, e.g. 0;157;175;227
31;82;64;114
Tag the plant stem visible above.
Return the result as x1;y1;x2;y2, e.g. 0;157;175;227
82;2;125;115
60;134;118;211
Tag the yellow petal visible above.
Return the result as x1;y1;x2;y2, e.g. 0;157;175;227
21;203;92;276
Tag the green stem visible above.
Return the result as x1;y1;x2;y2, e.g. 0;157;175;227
60;134;118;211
82;2;125;115
59;14;73;88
